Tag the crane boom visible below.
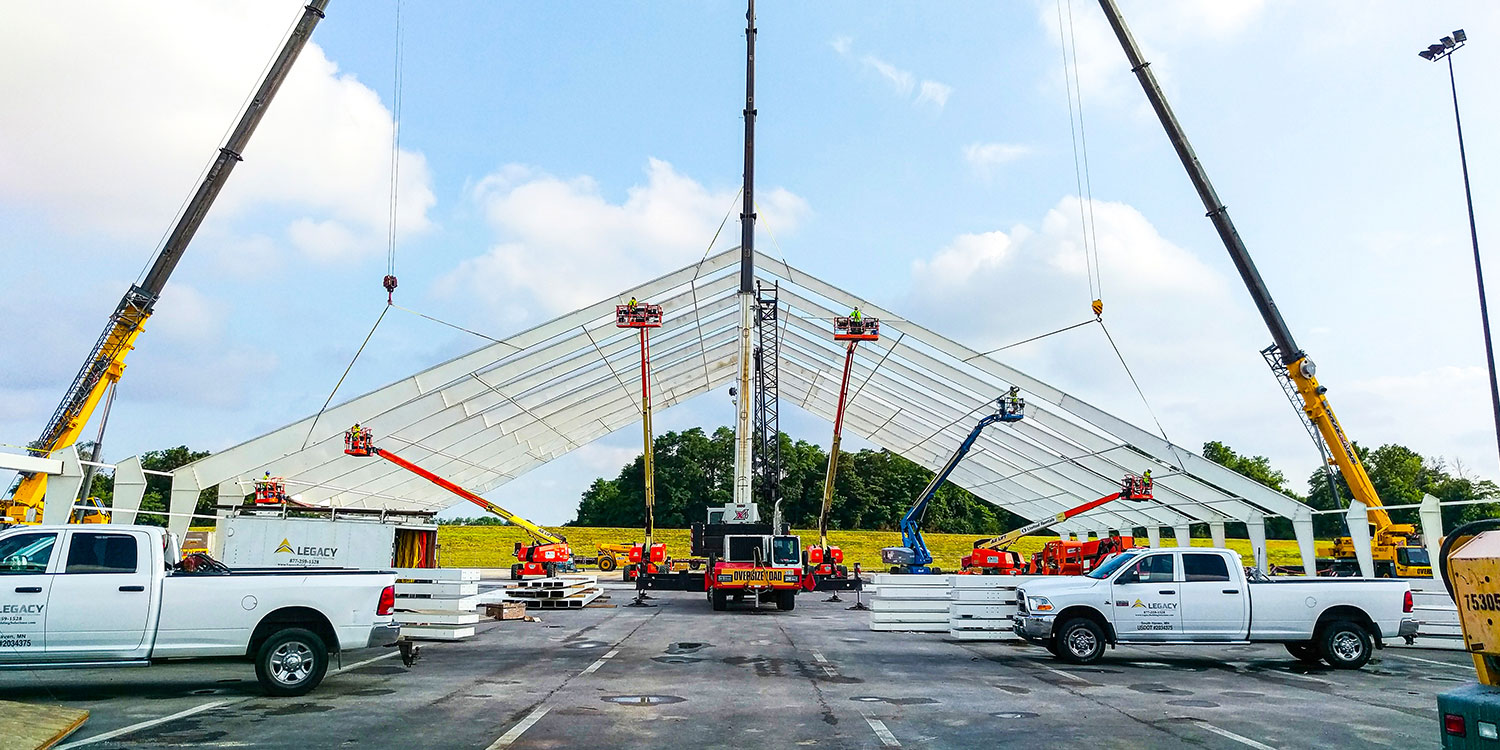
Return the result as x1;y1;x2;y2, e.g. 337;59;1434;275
371;447;563;547
6;0;331;519
1097;0;1390;530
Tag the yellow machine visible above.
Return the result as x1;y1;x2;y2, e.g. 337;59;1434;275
1;1;329;526
1437;520;1500;746
1099;0;1428;579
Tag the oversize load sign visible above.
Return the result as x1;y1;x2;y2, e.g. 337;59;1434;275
729;570;785;583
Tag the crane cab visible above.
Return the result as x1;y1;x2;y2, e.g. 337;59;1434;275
833;315;879;341
344;427;374;456
616;302;663;328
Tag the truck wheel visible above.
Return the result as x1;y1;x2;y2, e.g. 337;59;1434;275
711;588;728;611
254;627;328;697
1284;642;1323;665
1055;618;1106;665
1318;619;1372;670
598;554;617;572
776;590;797;611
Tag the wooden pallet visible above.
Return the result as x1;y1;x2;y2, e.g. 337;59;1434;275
0;700;89;749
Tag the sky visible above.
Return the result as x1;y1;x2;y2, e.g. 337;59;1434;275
2;1;1497;525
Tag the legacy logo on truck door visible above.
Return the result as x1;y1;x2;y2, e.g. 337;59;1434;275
274;537;338;566
0;604;43;648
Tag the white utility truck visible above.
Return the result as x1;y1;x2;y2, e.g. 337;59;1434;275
0;525;398;696
1015;547;1417;669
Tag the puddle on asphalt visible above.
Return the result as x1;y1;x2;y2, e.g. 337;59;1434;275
351;688;397;697
1127;683;1190;697
601;695;687;706
564;641;609;650
1167;699;1220;708
1220;691;1263;699
993;685;1031;695
992;711;1040;719
851;696;938;705
265;703;336;716
653;656;704;665
1424;675;1466;683
666;642;709;654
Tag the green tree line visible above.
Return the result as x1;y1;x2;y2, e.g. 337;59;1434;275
569;426;1027;534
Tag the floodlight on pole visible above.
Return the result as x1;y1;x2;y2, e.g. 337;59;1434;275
1418;29;1497;467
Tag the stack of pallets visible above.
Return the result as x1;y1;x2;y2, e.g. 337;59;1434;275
948;575;1039;641
869;573;952;632
499;574;604;609
394;568;481;641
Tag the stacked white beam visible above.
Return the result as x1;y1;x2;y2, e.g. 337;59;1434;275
948;575;1042;641
1401;580;1463;651
869;574;953;632
491;574;604;609
395;568;481;641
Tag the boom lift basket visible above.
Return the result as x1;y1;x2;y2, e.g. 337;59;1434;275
253;478;288;504
345;429;373;456
616;303;663;328
833;316;879;341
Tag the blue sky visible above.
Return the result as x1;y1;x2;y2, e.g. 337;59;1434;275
2;1;1497;524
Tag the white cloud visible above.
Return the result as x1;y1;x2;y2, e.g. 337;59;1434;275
832;37;952;110
442;159;810;316
916;80;955;109
0;0;435;259
963;142;1033;176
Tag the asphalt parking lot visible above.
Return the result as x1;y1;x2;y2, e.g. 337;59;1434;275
0;581;1468;749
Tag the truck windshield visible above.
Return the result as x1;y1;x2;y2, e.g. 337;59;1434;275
771;536;800;566
1398;548;1431;567
727;536;764;563
1086;549;1141;580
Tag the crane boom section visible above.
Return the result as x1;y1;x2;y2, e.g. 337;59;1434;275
373;448;562;546
1097;0;1390;529
974;492;1124;552
9;0;331;512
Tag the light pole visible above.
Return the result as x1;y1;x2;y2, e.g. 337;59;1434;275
1420;30;1499;467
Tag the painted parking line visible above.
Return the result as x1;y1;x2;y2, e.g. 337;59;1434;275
811;650;828;663
1275;669;1332;685
487;704;552;749
1028;659;1093;685
57;700;230;749
333;649;402;674
1389;653;1471;671
580;658;609;675
865;717;901;747
1192;720;1277;750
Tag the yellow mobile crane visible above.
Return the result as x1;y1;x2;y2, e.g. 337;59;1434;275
3;1;331;526
1099;0;1429;578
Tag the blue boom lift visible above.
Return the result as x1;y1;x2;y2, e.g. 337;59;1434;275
881;395;1024;574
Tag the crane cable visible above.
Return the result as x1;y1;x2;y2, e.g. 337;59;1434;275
1055;0;1103;315
383;0;406;303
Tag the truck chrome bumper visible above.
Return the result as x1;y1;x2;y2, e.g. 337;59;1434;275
1398;618;1419;638
368;622;402;648
1015;615;1055;641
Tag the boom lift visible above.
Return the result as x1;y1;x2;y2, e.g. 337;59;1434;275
344;427;572;579
881;395;1025;574
2;1;330;527
614;301;670;580
961;474;1152;574
804;314;880;592
1098;0;1430;578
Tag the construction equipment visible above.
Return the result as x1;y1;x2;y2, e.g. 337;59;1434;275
343;427;571;579
803;314;880;592
67;496;111;525
613;301;669;579
1437;519;1500;747
1099;0;1429;578
881;396;1024;574
1026;534;1137;576
633;504;802;611
753;281;783;529
961;474;1152;574
2;1;330;527
253;475;290;505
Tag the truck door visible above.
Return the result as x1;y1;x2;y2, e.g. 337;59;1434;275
1179;552;1248;640
0;531;60;660
45;530;153;658
1110;551;1181;641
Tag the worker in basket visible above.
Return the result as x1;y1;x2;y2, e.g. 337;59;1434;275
1006;385;1023;416
850;307;862;322
628;296;638;312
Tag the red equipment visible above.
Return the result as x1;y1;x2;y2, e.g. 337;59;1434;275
1027;535;1137;576
614;302;666;584
344;427;573;579
961;473;1154;574
253;477;288;504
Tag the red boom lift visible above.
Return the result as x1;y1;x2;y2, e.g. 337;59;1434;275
803;314;879;594
615;302;670;581
344;427;573;579
961;474;1153;574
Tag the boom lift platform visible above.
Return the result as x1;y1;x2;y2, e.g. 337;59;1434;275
881;395;1025;574
961;474;1152;574
803;314;881;593
344;427;573;579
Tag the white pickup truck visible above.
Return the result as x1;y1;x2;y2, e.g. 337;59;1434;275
0;525;398;696
1015;547;1418;669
